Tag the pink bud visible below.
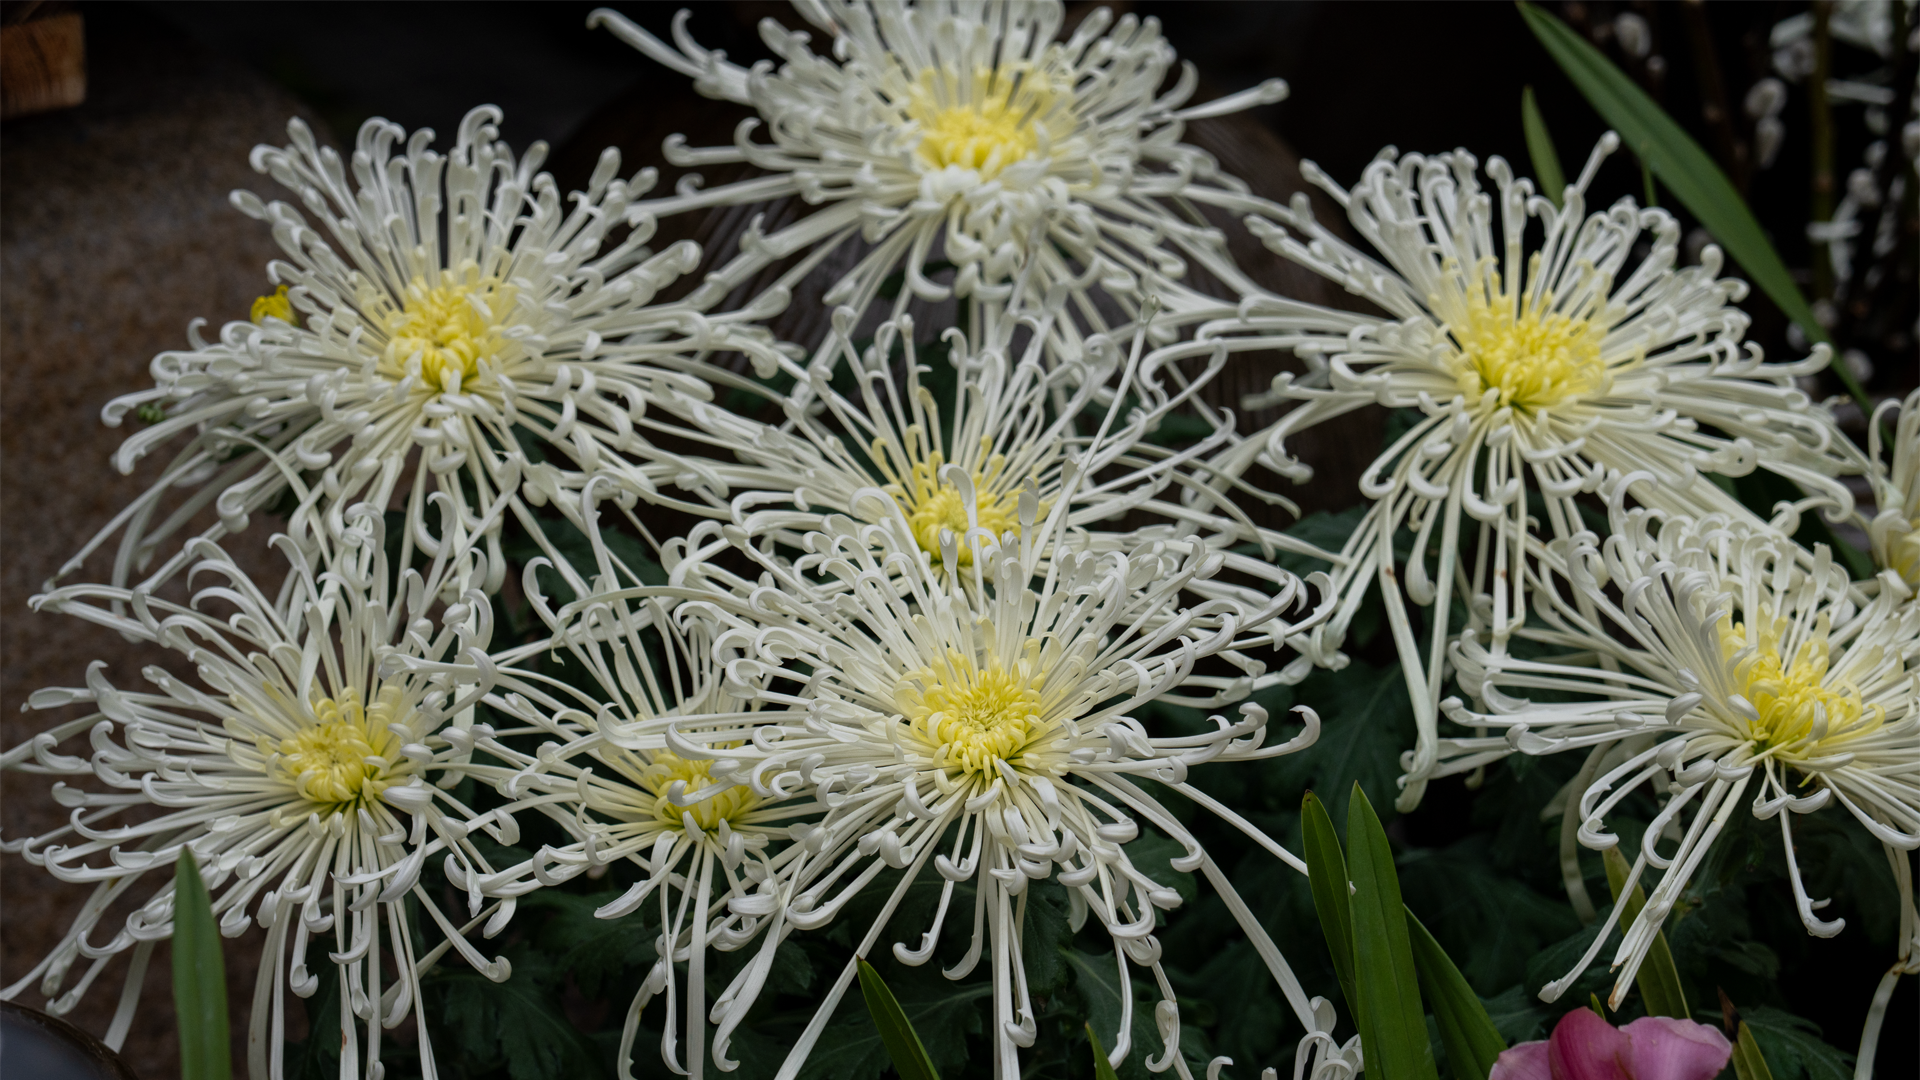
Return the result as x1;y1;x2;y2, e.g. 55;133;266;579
1486;1008;1732;1080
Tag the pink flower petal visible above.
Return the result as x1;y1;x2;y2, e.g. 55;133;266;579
1618;1017;1734;1080
1546;1008;1634;1080
1488;1040;1551;1080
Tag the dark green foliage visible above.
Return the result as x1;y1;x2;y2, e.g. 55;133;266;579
1741;1007;1856;1080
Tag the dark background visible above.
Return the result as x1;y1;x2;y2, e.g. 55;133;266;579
3;3;1914;1078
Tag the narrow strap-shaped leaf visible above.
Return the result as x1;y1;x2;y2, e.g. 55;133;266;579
856;957;941;1080
173;850;231;1080
1730;1021;1777;1080
1406;909;1506;1080
1302;790;1358;1011
1520;86;1566;208
1087;1023;1123;1080
1516;1;1868;414
1603;847;1688;1019
1346;783;1439;1080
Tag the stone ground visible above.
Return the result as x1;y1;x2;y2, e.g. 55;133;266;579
1;9;317;1075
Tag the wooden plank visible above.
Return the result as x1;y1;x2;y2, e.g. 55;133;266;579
2;13;86;120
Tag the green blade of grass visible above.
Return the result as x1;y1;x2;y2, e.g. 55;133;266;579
1730;1020;1778;1080
1346;783;1439;1080
856;957;941;1080
1087;1023;1123;1080
1302;790;1359;1012
1602;847;1688;1019
1406;909;1507;1080
173;850;231;1080
1521;86;1566;207
1517;1;1868;415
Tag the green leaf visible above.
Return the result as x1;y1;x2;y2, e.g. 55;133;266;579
856;958;941;1080
1396;838;1582;993
431;947;604;1080
1732;1021;1778;1080
1520;86;1565;207
173;850;231;1080
1345;784;1439;1080
1740;1006;1856;1080
808;963;987;1080
1602;847;1688;1019
1301;791;1358;1011
1516;2;1870;414
1406;910;1506;1080
1087;1023;1124;1080
1065;948;1165;1080
1478;985;1552;1046
1268;662;1417;826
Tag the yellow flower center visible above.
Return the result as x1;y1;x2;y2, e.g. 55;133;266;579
882;437;1035;565
274;687;403;809
1717;610;1881;754
639;751;757;832
1889;518;1920;589
252;284;295;325
897;644;1047;777
1449;290;1608;412
905;63;1061;178
383;273;515;394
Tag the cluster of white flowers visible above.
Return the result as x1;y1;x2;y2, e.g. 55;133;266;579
4;4;1914;1080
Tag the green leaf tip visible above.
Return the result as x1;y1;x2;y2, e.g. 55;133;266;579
173;849;231;1080
1346;783;1439;1080
1516;0;1870;416
856;957;942;1080
1520;85;1565;208
1407;909;1507;1080
1086;1023;1123;1080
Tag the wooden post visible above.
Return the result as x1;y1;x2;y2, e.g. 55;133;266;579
1;11;85;120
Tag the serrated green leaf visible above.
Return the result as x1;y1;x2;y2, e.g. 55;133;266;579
1302;790;1358;1012
173;850;231;1080
1066;948;1165;1080
431;946;604;1080
1269;662;1416;827
1520;86;1565;208
1397;839;1581;993
1516;2;1870;414
1478;985;1552;1046
1740;1006;1856;1080
1088;1023;1124;1080
856;958;941;1080
1602;847;1688;1019
805;961;986;1080
1346;784;1439;1080
1732;1021;1779;1080
1406;909;1506;1080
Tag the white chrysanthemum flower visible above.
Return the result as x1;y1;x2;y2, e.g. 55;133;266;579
1859;389;1920;594
71;105;784;596
654;499;1324;1080
1435;483;1918;1033
432;528;822;1080
588;0;1287;367
1230;137;1859;808
1;509;517;1080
